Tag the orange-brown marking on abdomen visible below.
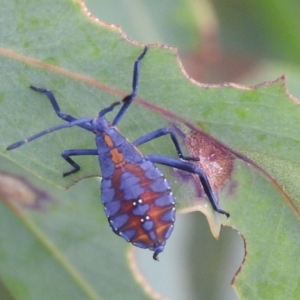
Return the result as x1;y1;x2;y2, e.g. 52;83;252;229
103;133;114;148
110;148;125;167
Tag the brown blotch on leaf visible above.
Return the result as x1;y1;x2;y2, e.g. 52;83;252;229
175;125;235;194
0;172;51;210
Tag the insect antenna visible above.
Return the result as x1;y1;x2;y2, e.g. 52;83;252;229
7;117;92;150
99;101;121;117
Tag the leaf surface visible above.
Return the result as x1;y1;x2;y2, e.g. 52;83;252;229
1;1;300;299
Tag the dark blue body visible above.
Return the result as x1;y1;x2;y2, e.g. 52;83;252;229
94;118;176;256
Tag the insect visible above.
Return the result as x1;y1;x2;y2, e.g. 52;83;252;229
7;46;229;260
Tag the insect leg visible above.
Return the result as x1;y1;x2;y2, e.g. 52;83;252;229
30;85;94;132
61;149;98;177
112;46;148;125
146;154;230;218
133;127;199;161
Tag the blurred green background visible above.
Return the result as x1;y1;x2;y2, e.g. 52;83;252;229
82;0;300;299
85;0;300;96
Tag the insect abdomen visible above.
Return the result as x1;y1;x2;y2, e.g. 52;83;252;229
101;159;175;258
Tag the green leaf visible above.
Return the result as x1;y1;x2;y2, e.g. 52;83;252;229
1;1;300;299
0;158;153;300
